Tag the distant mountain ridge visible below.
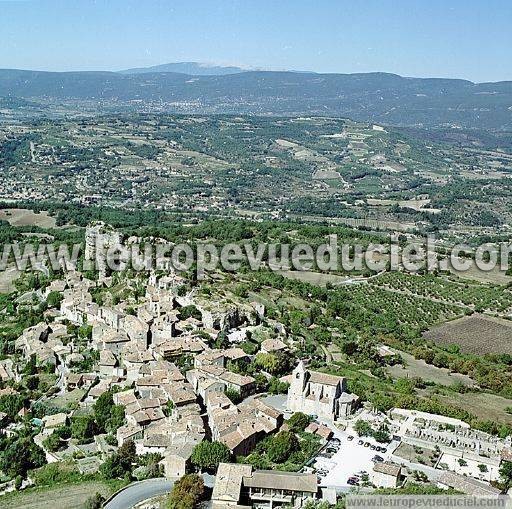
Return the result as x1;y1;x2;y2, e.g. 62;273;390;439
119;61;250;75
0;67;511;129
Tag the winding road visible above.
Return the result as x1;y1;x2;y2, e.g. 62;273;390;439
104;478;174;509
104;474;216;509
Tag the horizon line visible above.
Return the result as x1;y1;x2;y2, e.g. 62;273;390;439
0;64;510;85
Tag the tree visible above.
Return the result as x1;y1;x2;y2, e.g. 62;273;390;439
373;429;390;443
255;352;292;376
266;431;299;463
55;425;71;440
23;354;38;376
500;461;512;488
395;378;416;396
93;390;125;433
355;419;374;437
354;420;373;437
0;393;26;419
191;441;230;471
179;305;202;321
0;438;46;478
100;441;136;479
164;400;175;417
287;412;312;433
71;415;96;443
241;341;259;355
242;451;270;469
43;431;63;452
93;391;114;431
47;291;63;308
225;388;242;404
268;377;289;395
118;440;137;465
136;452;163;479
165;474;205;509
254;373;269;392
25;375;40;391
108;404;125;433
341;341;358;356
78;324;93;340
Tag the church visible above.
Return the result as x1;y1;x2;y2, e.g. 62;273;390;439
287;361;359;421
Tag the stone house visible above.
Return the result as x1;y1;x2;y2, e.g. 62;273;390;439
371;462;403;488
212;463;318;509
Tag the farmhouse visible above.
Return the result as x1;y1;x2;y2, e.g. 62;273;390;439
212;463;318;509
371;462;404;488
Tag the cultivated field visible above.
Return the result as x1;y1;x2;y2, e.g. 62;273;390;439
423;314;512;355
435;391;512;425
0;267;20;293
387;350;475;387
275;270;363;287
312;168;343;180
290;214;417;232
367;198;433;211
0;481;113;509
0;208;56;228
448;258;512;285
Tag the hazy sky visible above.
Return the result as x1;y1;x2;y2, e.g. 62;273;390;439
1;0;511;82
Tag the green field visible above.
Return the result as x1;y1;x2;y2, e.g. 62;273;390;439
0;481;115;509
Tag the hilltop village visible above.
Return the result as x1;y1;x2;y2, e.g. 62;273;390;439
1;222;512;508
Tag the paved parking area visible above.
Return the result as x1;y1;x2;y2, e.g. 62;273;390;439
260;396;394;488
313;429;392;488
260;394;291;417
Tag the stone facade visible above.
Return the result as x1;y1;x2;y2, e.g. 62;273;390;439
287;361;358;421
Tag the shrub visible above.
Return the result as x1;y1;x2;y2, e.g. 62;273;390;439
287;412;312;433
165;474;204;509
84;493;104;509
225;388;242;404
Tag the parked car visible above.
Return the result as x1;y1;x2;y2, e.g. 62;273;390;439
364;442;370;447
347;435;354;441
381;448;387;453
358;440;364;445
372;455;384;462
